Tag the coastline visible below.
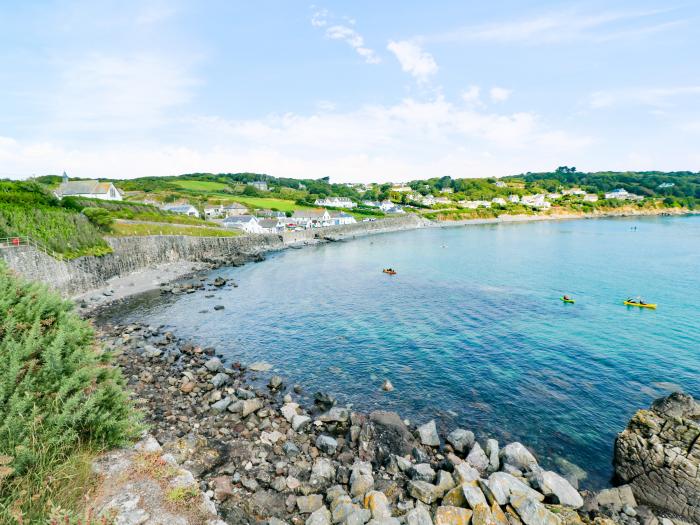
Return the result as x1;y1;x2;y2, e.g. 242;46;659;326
74;206;694;312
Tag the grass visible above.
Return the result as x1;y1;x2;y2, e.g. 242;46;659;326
223;196;312;212
172;180;231;192
111;222;240;237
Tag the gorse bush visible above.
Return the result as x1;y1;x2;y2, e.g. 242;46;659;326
0;264;140;521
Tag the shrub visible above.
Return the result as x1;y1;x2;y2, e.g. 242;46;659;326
82;207;114;231
0;264;141;521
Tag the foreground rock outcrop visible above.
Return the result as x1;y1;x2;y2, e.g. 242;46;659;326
614;392;700;523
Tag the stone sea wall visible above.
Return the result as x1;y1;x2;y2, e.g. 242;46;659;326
0;214;427;296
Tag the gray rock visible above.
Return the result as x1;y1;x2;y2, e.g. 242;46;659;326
405;506;433;525
596;485;637;512
283;441;300;457
269;375;283;389
292;414;312;432
466;442;490;474
417;420;440;447
486;439;500;472
510;494;561;525
453;463;480;484
500;442;538;472
311;458;336;482
530;470;583;508
480;472;544;506
409;463;436;483
382;380;394;392
210;397;232;413
349;461;374;498
298;494;324;514
306;506;332;525
408;480;441;504
204;357;224;372
318;407;350;423
316;435;338;455
241;398;263;417
462;484;488;508
614;392;700;523
211;372;230;388
446;429;475;453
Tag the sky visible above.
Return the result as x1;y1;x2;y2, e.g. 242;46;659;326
1;0;699;183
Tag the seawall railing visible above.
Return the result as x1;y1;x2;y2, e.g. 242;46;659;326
0;236;66;261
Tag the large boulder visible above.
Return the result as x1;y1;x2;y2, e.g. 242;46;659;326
614;392;700;523
359;411;417;465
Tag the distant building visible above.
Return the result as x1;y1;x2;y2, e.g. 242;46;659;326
291;209;331;228
521;194;551;209
163;204;200;217
421;195;437;206
508;195;520;203
379;200;396;211
494;180;507;188
223;202;248;217
658;182;675;189
604;188;643;201
492;197;507;206
384;205;405;214
362;200;381;208
314;197;357;209
562;188;586;196
250;181;269;191
258;218;283;234
547;193;562;200
256;209;286;219
583;194;599;202
204;205;224;218
459;200;491;209
54;172;122;201
223;215;263;233
440;187;454;194
391;185;413;193
329;211;357;226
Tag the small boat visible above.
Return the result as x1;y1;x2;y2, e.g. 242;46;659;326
624;300;657;309
382;269;397;275
560;297;575;304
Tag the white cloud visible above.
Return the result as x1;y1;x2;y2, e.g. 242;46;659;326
590;86;700;109
462;86;481;105
310;8;380;64
490;87;512;103
0;95;593;182
429;7;682;45
386;40;438;82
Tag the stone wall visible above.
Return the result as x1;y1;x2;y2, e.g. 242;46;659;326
0;214;427;295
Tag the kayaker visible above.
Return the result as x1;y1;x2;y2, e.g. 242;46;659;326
563;295;571;301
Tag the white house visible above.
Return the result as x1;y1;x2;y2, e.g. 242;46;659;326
604;188;643;201
495;180;508;188
508;195;521;203
314;197;357;208
258;218;283;234
547;193;562;200
204;205;224;218
223;215;263;233
250;181;269;191
163;204;200;217
362;200;381;208
459;200;491;209
291;209;331;228
329;211;357;226
385;205;405;214
521;194;551;209
583;194;599;202
421;195;437;206
492;197;507;206
223;202;248;216
54;172;122;201
379;200;397;211
391;185;413;193
440;188;454;194
562;188;587;196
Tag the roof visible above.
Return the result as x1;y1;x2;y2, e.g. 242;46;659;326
292;210;327;219
258;219;279;228
223;215;256;223
163;204;196;212
330;211;353;218
56;180;114;196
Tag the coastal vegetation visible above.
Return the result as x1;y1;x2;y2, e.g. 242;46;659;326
0;264;139;522
111;222;240;237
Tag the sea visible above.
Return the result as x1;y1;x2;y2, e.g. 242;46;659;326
102;215;700;488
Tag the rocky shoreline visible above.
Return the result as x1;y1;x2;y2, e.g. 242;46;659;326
90;320;698;525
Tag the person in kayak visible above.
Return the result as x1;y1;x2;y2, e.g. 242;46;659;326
563;295;571;301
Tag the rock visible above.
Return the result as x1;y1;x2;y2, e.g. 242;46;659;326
316;435;338;455
306;506;332;525
435;470;456;496
471;503;494;525
311;458;336;482
298;495;324;514
435;506;473;525
447;429;475;454
210;397;232;413
500;443;538;472
134;435;162;454
510;494;561;525
211;373;230;388
269;376;284;389
241;398;263;417
139;371;153;383
180;381;195;393
410;463;437;483
283;441;301;457
211;476;234;501
204;357;224;372
453;463;480;484
405;506;434;525
480;472;544;506
249;361;273;372
462;484;488;508
350;461;374;498
382;380;394;392
318;407;350;424
292;414;312;432
364;491;392;519
442;485;466;507
281;403;300;422
486;439;500;472
614;393;700;522
417;420;440;447
530;470;583;508
408;480;441;504
362;411;417;465
466;442;490;474
314;392;336;410
595;485;637;512
214;305;225;311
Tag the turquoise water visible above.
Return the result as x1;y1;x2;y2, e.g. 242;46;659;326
109;216;700;487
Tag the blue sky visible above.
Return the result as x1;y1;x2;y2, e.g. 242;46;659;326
1;0;699;182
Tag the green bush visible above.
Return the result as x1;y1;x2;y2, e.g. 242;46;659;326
81;207;114;231
0;264;141;521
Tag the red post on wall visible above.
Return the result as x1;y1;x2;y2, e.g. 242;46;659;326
11;237;20;246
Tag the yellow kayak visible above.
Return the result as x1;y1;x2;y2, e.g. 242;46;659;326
624;301;657;309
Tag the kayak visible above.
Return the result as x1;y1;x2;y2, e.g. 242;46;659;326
560;297;575;304
383;269;396;275
624;301;657;309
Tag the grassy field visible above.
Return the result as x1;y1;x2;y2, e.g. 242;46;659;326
172;179;231;192
111;222;240;237
224;196;313;212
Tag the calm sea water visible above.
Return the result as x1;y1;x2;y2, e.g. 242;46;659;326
105;216;700;488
